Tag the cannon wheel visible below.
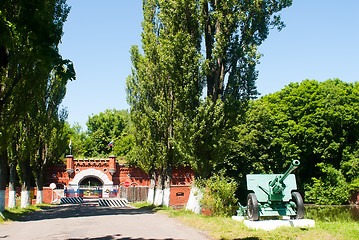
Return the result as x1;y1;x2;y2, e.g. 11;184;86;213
247;193;259;221
291;191;304;219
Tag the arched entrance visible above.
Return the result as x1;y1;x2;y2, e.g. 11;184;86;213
68;169;114;198
79;177;103;187
79;177;103;198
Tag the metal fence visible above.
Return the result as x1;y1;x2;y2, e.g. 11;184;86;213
118;186;148;202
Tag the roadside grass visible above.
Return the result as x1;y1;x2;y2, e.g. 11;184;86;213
131;202;359;240
0;204;52;224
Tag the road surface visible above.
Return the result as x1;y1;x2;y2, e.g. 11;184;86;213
0;201;212;240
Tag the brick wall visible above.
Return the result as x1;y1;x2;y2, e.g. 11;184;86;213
46;163;194;188
5;187;61;207
169;185;191;207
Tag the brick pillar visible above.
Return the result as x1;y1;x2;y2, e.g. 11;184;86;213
66;155;74;177
109;155;116;175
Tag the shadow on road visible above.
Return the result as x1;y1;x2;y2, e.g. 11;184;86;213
66;233;258;240
67;234;178;240
19;204;155;222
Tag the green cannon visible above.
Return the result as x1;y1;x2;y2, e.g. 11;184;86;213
237;160;304;221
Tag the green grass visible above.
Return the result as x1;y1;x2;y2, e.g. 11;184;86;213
3;202;358;239
131;202;359;240
0;204;52;224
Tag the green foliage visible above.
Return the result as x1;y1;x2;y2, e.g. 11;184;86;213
306;163;350;205
67;109;133;159
349;178;359;193
228;79;359;204
0;0;74;200
127;0;292;181
202;0;293;104
200;171;238;216
127;0;203;175
85;109;126;157
115;133;134;158
66;122;86;157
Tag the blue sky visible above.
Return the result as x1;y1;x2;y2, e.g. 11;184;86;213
60;0;359;129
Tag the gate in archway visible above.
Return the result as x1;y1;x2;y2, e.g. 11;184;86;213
79;176;103;198
78;186;103;198
67;166;115;198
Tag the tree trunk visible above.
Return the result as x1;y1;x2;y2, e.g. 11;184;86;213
186;177;203;214
203;2;226;102
0;150;9;212
162;165;172;207
147;167;156;204
8;160;17;208
36;189;43;204
153;171;164;206
20;158;31;208
35;143;46;204
20;188;30;208
162;87;174;207
35;171;44;204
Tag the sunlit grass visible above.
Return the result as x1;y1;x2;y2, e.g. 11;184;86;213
131;202;359;240
0;204;52;224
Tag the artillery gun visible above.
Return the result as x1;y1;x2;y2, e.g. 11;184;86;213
237;160;304;221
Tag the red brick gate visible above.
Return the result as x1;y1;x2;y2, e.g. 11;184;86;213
44;155;194;207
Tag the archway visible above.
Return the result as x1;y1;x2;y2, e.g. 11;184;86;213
79;176;103;198
68;169;114;198
79;176;103;187
69;168;113;186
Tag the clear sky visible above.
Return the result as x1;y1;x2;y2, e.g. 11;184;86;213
60;0;359;129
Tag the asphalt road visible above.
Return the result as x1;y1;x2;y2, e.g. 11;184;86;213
0;201;212;240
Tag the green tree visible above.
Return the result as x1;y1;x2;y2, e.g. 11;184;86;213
231;79;359;204
127;0;202;206
197;0;292;176
67;123;87;157
127;0;292;208
32;63;74;204
201;0;291;103
65;110;133;159
85;109;126;157
0;0;72;210
306;163;350;205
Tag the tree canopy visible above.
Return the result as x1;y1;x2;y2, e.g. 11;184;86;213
127;0;293;179
67;109;132;159
126;0;293;206
230;79;359;204
0;0;74;210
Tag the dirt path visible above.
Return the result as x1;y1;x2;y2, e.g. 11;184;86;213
0;202;212;240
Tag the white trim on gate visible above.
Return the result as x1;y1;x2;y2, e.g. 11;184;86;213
69;168;113;186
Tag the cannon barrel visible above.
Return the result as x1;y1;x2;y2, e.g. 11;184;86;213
270;160;300;190
279;160;300;184
280;160;300;183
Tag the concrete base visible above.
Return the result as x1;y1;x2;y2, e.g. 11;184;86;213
245;219;315;231
232;216;246;221
232;216;315;231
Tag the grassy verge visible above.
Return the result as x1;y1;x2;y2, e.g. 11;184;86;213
0;204;52;224
131;202;359;240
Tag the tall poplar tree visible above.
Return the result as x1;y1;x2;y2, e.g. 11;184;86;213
32;62;74;204
127;0;202;206
194;0;293;176
0;0;72;210
127;0;292;207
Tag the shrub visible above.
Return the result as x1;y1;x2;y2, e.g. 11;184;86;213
200;171;238;216
305;163;350;205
